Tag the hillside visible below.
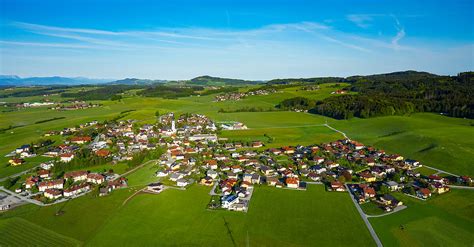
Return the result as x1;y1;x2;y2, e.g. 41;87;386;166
189;75;262;85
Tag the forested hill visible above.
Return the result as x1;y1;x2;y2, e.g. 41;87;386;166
279;71;474;119
189;76;262;85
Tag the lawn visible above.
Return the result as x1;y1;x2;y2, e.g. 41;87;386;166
369;189;474;247
88;184;375;246
1;184;374;246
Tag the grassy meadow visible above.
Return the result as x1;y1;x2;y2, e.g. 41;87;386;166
369;189;474;247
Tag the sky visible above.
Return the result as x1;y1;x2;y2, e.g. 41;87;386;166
0;0;473;80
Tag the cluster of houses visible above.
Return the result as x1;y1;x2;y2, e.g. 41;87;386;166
24;169;127;202
213;88;277;102
331;90;347;94
49;101;100;111
152;119;471;212
219;122;248;130
17;102;55;108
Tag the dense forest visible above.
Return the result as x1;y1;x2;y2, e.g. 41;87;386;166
0;86;70;98
61;85;141;100
137;85;203;98
280;71;474;119
321;72;473;119
189;75;262;85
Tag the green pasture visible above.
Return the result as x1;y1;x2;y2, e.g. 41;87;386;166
369;189;474;247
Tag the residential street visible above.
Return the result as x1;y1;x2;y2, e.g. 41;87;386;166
345;184;383;247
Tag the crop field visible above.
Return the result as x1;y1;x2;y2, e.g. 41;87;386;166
369;189;474;247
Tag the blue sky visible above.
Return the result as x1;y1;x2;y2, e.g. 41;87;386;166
0;0;473;80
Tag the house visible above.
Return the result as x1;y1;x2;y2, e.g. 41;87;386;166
307;172;321;181
95;149;111;157
286;177;299;189
8;158;25;166
207;170;218;179
385;181;400;191
243;174;253;183
359;171;376;182
147;182;164;191
16;144;30;154
222;195;239;209
251;173;261;184
63;183;90;197
363;187;376;198
331;181;346;192
25;176;38;189
430;182;450;194
44;189;62;200
87;173;105;184
267;177;279;186
64;171;88;182
156;170;169;177
252;141;263;148
417;188;432;199
176;178;189;187
70;136;92;144
169;173;184;181
38;179;64;192
59;153;75;162
38;170;50;179
380;194;403;207
200;176;214;186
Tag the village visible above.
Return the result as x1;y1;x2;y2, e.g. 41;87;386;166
1;112;473;214
213;88;278;102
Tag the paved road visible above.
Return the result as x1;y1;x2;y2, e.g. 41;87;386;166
366;205;407;218
448;185;474;190
418;165;458;177
345;185;383;247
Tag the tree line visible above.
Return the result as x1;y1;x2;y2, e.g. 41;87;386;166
279;71;474;119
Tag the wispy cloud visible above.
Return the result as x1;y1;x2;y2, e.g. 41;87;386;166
347;14;374;28
390;15;405;49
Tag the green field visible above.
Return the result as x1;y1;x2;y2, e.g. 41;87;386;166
0;217;82;246
369;189;474;247
1;84;473;246
0;185;375;246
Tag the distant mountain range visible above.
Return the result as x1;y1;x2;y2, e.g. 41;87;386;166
0;75;114;86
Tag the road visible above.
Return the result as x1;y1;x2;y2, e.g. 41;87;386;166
0;165;40;182
448;185;474;190
366;205;407;218
345;184;383;247
323;123;351;141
